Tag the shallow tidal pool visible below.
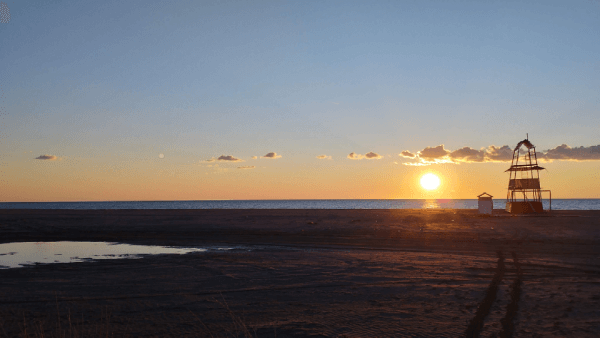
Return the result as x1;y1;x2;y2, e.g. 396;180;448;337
0;241;213;269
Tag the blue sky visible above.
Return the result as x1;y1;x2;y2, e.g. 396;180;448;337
1;0;599;200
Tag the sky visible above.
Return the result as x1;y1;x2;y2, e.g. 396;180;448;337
1;0;599;201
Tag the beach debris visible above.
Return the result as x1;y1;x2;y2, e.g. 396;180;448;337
505;135;552;213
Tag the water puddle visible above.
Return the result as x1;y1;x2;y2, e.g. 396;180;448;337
0;241;218;269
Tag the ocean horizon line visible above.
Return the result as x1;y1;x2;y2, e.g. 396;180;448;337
1;199;599;210
1;197;599;203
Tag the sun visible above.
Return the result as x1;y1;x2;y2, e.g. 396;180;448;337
420;173;441;190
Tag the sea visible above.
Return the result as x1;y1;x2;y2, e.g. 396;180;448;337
0;199;599;210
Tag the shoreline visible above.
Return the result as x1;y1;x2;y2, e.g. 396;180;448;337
2;197;596;213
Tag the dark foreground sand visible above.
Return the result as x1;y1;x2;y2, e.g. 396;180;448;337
1;209;599;337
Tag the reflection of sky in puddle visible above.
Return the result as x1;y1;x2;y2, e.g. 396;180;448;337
0;242;211;269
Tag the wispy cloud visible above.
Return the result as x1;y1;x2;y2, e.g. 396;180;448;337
403;162;430;166
262;152;282;159
400;151;416;158
251;156;258;160
316;154;332;160
237;166;255;169
35;155;57;160
348;152;382;160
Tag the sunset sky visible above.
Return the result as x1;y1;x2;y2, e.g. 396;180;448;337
1;0;599;201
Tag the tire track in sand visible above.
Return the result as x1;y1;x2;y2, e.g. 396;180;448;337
464;250;505;338
499;252;523;338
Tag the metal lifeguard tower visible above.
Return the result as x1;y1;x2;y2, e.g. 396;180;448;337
505;135;551;213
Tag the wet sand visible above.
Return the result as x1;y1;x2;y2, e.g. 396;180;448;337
1;209;599;337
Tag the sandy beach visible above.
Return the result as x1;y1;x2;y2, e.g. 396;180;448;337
1;209;599;337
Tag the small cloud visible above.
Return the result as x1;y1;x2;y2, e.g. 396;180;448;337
347;152;363;160
402;144;454;165
262;152;282;159
332;102;340;105
218;155;243;162
484;145;513;162
316;154;332;160
237;166;255;169
365;152;383;159
204;158;216;162
35;155;57;160
251;156;258;160
449;147;485;163
418;145;450;160
159;153;165;159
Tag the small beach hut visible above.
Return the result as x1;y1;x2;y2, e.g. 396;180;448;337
477;193;493;215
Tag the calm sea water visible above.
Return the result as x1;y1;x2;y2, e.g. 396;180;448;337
0;199;599;210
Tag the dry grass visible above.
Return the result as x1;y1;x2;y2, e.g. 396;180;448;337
1;307;117;338
0;295;274;338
